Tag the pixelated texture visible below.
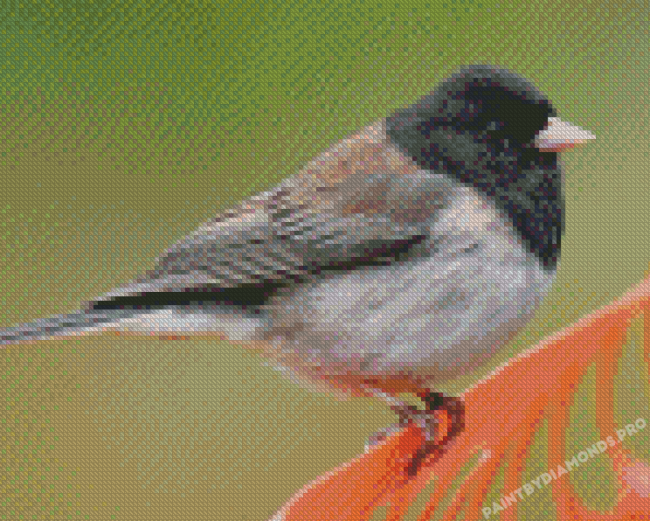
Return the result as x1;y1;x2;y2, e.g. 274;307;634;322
276;289;650;520
0;2;648;520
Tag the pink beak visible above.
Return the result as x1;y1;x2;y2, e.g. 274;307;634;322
535;117;596;152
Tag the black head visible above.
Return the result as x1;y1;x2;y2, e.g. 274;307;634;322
386;65;563;270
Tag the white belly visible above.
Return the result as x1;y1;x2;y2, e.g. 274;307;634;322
264;186;556;382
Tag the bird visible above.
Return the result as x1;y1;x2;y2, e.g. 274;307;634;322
0;65;595;474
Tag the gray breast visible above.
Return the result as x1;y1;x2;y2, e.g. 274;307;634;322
264;183;557;382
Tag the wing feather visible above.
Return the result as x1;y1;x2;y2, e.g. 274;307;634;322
89;122;445;308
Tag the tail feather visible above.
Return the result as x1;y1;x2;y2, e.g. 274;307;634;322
0;308;139;346
0;303;266;347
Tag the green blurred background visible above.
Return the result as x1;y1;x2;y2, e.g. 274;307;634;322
1;1;648;519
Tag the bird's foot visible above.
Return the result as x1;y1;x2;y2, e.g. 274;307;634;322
365;392;465;476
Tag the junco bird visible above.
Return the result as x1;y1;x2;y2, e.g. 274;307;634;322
1;65;595;473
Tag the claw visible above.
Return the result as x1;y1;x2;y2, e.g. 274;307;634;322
365;391;465;477
364;424;404;451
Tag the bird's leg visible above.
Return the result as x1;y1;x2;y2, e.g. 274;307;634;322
407;392;465;476
365;390;465;477
364;392;422;449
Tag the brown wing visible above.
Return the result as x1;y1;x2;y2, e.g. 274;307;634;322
89;121;446;309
